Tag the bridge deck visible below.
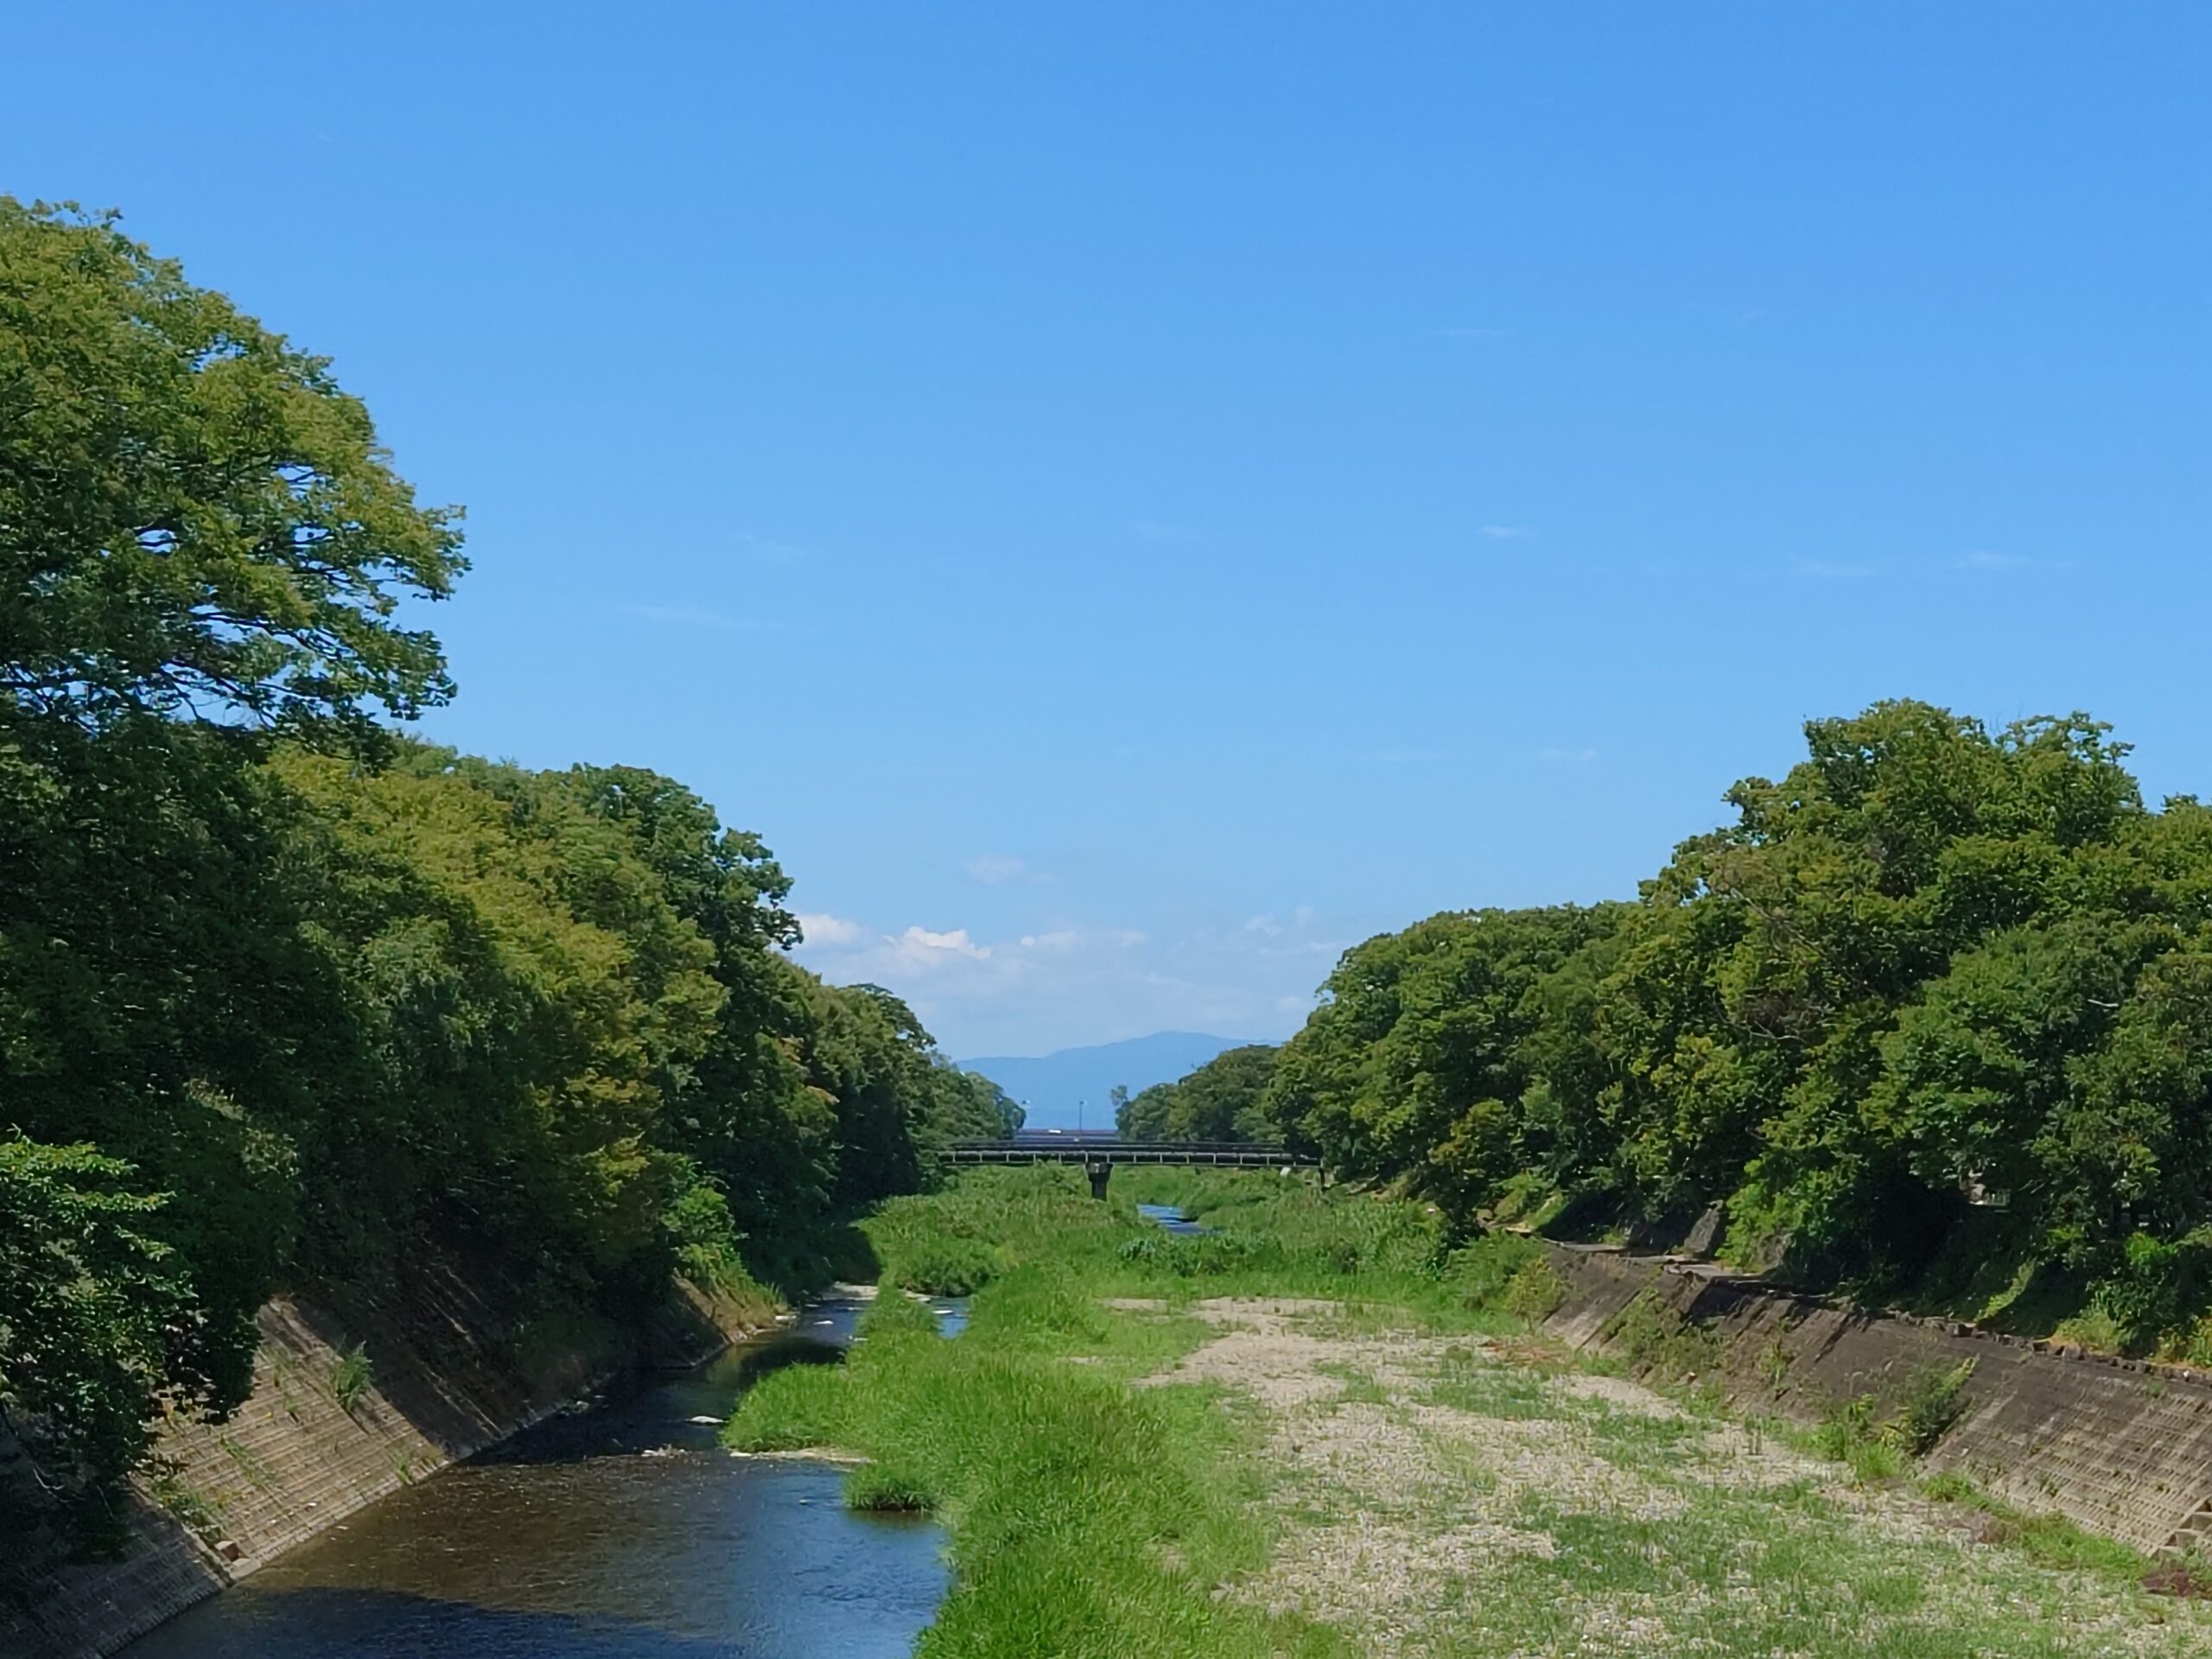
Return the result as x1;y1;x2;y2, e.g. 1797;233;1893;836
944;1140;1313;1167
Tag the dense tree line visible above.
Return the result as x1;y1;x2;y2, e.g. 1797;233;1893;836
1243;702;2212;1357
1116;1045;1281;1141
0;200;1014;1544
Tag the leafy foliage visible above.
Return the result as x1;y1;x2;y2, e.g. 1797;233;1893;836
1243;700;2212;1352
0;199;462;730
0;204;998;1546
1116;1043;1280;1141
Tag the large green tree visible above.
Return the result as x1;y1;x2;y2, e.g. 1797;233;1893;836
0;199;461;730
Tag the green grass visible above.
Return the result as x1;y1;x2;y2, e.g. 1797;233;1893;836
330;1344;374;1413
728;1168;1361;1657
726;1167;2205;1657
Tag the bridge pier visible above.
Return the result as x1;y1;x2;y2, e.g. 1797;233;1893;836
1086;1158;1112;1200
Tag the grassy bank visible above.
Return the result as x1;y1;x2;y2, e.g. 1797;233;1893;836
726;1169;2212;1656
727;1168;1525;1657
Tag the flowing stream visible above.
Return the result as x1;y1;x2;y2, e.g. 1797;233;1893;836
120;1293;966;1659
1135;1202;1207;1235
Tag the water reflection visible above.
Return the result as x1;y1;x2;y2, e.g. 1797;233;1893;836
122;1293;944;1659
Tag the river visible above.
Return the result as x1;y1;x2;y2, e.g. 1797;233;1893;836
1135;1202;1206;1235
120;1292;966;1659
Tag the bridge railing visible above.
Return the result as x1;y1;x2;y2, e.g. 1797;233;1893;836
942;1139;1316;1166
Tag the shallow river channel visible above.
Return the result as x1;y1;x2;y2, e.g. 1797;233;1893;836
122;1293;966;1659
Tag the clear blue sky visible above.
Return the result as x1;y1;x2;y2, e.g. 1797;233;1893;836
10;4;2207;1056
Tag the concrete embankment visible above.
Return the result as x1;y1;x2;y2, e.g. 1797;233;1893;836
1541;1242;2212;1556
3;1269;771;1659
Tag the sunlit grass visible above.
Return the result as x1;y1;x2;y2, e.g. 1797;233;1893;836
726;1168;2206;1656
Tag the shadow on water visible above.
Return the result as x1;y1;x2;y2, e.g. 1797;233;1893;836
478;1300;866;1465
120;1293;946;1659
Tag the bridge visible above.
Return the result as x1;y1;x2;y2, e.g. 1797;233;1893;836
944;1135;1316;1198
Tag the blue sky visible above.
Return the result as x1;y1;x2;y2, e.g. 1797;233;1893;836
10;4;2207;1056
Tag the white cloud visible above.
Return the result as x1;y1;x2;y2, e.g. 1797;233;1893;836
795;912;863;946
789;917;1317;1059
1244;914;1283;937
1291;903;1316;931
891;925;991;966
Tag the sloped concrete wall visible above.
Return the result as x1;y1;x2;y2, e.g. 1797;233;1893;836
1541;1243;2212;1557
3;1272;766;1659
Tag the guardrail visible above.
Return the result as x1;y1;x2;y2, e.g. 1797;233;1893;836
944;1140;1314;1167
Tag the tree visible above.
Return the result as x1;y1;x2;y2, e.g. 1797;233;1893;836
1119;1046;1281;1142
1;200;463;731
1265;906;1622;1194
0;1138;194;1548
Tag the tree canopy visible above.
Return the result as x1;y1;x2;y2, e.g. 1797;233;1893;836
0;200;463;730
1243;701;2212;1358
0;201;1003;1551
1116;1045;1281;1141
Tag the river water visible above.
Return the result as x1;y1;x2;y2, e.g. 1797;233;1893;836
121;1293;964;1659
1135;1203;1206;1236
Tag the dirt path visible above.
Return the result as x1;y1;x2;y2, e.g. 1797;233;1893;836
1116;1297;2212;1658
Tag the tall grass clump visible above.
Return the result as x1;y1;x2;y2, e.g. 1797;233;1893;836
728;1170;1346;1657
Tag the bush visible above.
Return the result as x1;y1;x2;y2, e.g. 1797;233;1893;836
1888;1358;1976;1456
1502;1257;1568;1321
1606;1290;1721;1382
889;1236;1007;1297
1439;1232;1546;1310
1116;1230;1268;1277
2093;1229;2212;1352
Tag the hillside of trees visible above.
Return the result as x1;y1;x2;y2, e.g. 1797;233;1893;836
1190;702;2212;1362
1116;1044;1281;1141
0;200;1015;1548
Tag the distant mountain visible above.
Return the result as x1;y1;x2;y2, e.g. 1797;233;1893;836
960;1033;1260;1131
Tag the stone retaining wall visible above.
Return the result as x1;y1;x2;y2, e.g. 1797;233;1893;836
1541;1243;2212;1556
3;1269;767;1659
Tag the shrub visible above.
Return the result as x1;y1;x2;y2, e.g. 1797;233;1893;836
2093;1228;2212;1353
1502;1257;1567;1322
1440;1232;1546;1310
889;1236;1006;1296
1888;1359;1976;1455
1606;1290;1721;1382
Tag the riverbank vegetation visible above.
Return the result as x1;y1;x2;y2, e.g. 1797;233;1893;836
0;200;1015;1551
1147;703;2212;1362
1116;1043;1280;1142
730;1168;2212;1656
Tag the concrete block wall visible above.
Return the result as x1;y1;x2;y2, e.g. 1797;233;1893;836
3;1273;761;1659
1541;1243;2212;1557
